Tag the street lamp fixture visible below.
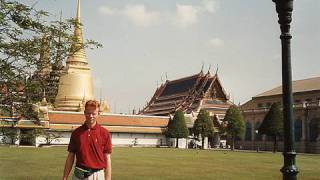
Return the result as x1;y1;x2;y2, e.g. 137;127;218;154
272;0;299;179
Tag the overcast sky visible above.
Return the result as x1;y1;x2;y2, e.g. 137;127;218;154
24;0;320;113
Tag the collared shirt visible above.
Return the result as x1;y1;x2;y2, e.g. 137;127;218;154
68;123;112;169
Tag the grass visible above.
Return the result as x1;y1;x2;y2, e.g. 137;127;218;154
0;146;319;180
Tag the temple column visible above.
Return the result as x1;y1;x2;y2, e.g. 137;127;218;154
301;116;306;141
303;108;309;142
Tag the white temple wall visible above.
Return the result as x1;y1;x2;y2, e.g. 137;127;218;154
169;137;209;149
1;129;211;149
2;129;168;147
34;131;166;147
111;133;166;147
35;131;71;147
168;138;188;149
55;132;72;144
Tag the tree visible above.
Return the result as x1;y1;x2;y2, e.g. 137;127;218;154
0;126;19;145
259;103;283;153
223;105;245;150
193;109;214;149
166;110;189;148
0;0;101;118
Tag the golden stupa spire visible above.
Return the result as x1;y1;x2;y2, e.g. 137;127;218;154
54;0;95;111
76;0;80;22
75;0;82;38
66;0;88;67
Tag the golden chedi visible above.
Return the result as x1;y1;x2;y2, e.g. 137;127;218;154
55;0;95;111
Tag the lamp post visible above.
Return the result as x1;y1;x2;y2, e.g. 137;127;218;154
255;130;259;152
272;0;299;179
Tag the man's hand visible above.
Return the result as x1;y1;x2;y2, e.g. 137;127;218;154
104;153;112;180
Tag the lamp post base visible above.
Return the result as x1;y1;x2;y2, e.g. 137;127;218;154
280;151;299;180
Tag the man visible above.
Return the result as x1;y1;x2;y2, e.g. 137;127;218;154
63;100;112;180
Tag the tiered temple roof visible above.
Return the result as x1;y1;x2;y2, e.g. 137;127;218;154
140;71;232;116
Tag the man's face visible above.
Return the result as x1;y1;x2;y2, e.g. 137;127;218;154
84;106;99;125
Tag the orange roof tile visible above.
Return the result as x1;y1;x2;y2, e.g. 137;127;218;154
49;124;166;133
48;111;169;127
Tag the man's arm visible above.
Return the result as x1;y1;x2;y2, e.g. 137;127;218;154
104;153;112;180
63;152;75;180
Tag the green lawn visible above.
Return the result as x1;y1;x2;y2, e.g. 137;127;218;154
0;146;319;180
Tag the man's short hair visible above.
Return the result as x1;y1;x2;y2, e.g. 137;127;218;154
85;100;100;110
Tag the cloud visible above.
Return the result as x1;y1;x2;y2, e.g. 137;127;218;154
124;5;160;27
98;1;217;28
208;38;224;47
202;0;217;13
98;5;160;27
174;4;198;28
173;0;218;28
99;6;118;15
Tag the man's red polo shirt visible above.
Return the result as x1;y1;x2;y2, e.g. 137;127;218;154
68;123;112;169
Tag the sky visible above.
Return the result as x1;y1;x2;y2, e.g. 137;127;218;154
22;0;320;114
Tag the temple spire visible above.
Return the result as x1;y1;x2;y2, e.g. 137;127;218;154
215;64;219;75
65;0;87;66
54;0;96;111
207;64;211;74
201;62;204;72
76;0;81;23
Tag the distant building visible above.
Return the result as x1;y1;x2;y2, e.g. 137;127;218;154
240;76;320;153
141;71;233;148
0;112;169;147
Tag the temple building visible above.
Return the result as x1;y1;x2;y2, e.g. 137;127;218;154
0;0;169;147
141;70;233;147
240;76;320;153
141;71;232;116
